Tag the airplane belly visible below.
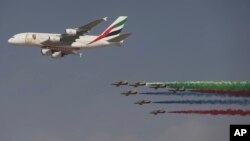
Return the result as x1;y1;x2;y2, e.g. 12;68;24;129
72;40;110;48
75;38;90;44
71;42;83;47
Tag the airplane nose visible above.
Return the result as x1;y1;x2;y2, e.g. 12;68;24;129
8;38;14;44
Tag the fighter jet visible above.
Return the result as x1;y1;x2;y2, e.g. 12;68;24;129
134;100;151;105
121;90;137;96
150;109;166;115
168;87;185;93
129;81;146;87
148;83;167;90
111;81;128;87
8;16;131;59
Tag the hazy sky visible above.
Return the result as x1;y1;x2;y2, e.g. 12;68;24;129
1;0;250;141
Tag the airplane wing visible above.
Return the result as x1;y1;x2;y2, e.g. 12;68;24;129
43;17;107;46
61;17;107;43
78;17;107;33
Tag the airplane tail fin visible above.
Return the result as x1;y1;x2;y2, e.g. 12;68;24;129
102;16;128;40
88;16;128;44
108;33;132;43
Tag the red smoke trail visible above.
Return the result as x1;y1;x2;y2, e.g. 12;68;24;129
190;90;250;97
168;109;250;116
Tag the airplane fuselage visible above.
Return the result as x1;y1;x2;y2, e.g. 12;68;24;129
8;32;121;49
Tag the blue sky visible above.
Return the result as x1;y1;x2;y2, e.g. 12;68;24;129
1;0;250;141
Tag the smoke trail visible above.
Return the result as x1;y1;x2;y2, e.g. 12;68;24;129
168;109;250;116
153;99;250;105
140;92;205;96
140;91;250;97
161;81;250;91
140;91;226;97
190;90;250;97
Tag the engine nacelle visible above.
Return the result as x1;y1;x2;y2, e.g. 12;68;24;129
51;51;63;59
41;49;52;56
49;36;61;42
65;28;77;36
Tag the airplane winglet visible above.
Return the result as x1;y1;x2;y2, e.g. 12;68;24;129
103;17;108;21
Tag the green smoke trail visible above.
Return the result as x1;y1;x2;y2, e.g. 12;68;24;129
161;81;250;90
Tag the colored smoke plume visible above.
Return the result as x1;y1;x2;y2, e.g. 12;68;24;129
140;91;250;97
190;90;250;97
163;81;250;91
140;92;208;97
153;99;250;105
168;109;250;116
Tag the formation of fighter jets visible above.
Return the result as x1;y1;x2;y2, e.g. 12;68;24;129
112;80;187;115
111;81;172;90
8;16;131;59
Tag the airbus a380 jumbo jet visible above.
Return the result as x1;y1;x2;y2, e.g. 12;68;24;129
8;16;131;59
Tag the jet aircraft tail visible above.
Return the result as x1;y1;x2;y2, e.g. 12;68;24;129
88;16;129;44
102;16;128;40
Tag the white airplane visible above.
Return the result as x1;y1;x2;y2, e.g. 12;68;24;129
8;16;131;59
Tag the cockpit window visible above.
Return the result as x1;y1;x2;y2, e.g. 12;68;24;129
13;33;26;38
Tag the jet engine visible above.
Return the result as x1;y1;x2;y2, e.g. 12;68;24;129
51;51;63;59
49;36;61;42
41;49;52;56
65;29;77;36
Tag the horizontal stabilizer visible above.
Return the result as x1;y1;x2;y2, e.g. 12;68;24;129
108;33;132;42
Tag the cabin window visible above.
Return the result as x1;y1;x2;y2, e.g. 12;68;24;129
32;34;36;40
